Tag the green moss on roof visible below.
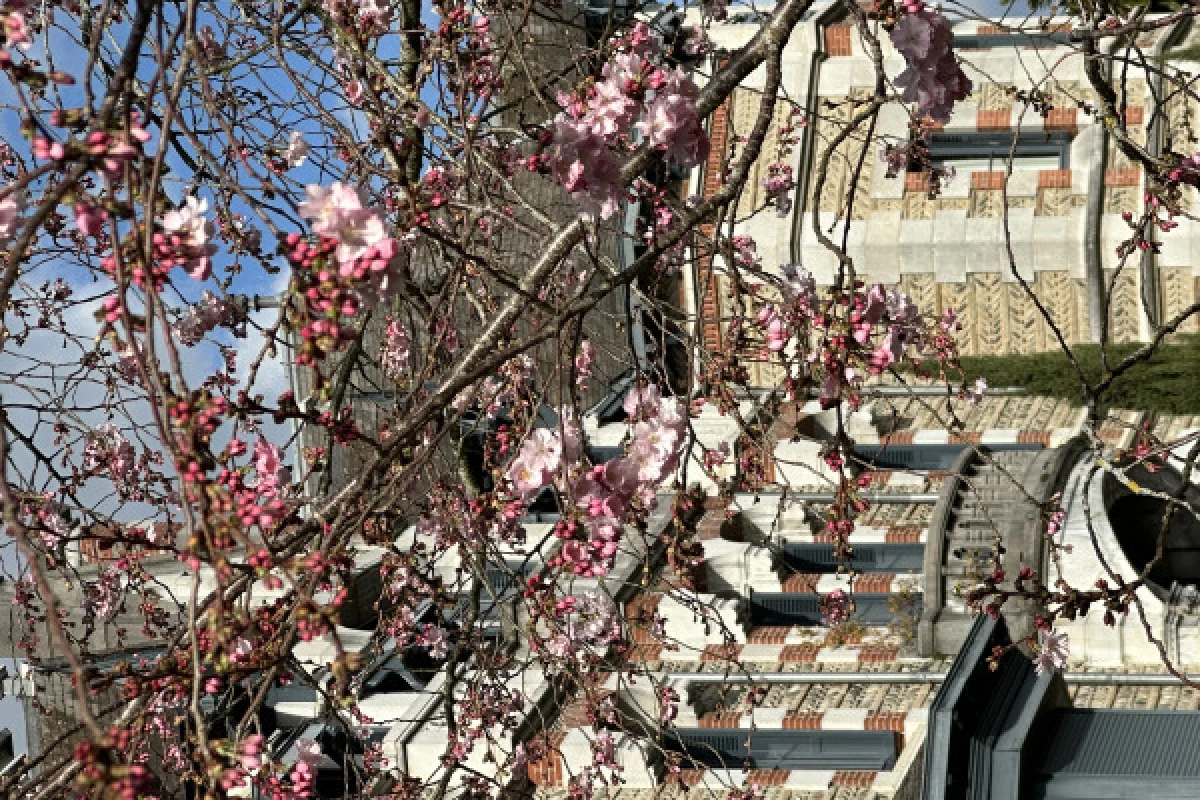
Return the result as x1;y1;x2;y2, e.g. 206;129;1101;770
942;335;1200;414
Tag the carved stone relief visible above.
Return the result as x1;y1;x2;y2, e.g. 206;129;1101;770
975;83;1015;110
810;92;875;218
900;274;939;326
1159;267;1198;333
969;189;1004;218
1035;188;1073;216
902;191;935;220
1103;187;1139;215
972;274;1006;354
1106;267;1141;343
1006;282;1044;354
939;281;975;354
1034;270;1083;346
1048;81;1083;109
936;198;970;212
1165;91;1197;154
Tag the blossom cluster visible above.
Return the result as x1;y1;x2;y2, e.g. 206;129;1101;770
174;290;245;346
546;23;707;218
889;5;971;123
506;386;686;578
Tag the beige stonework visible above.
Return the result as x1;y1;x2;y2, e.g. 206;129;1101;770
1036;188;1074;216
903;191;936;220
1160;267;1198;333
1107;267;1142;343
1104;186;1139;215
969;189;1004;218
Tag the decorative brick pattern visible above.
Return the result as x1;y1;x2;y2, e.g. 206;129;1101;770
865;711;908;731
904;171;931;192
783;711;825;729
628;643;663;662
977;108;1012;131
1017;430;1051;445
626;594;662;619
698;72;731;353
674;769;706;787
828;629;864;645
783;573;820;593
629;626;653;644
886;525;924;543
949;431;983;444
697;509;729;541
971;170;1007;191
560;688;613;729
831;771;878;788
1044;107;1077;132
1037;169;1072;189
1105;167;1141;186
865;470;894;487
699;711;744;728
977;24;1007;35
880;432;915;445
1124;105;1145;125
825;24;853;56
768;401;801;441
853;573;895;593
858;644;900;663
527;732;567;787
700;643;743;663
747;769;790;786
747;626;791;644
780;644;820;663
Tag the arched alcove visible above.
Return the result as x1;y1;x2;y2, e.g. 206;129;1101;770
1105;464;1200;598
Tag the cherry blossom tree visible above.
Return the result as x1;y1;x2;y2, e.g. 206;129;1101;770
0;0;1198;798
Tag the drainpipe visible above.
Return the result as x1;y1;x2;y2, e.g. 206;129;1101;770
1084;47;1113;344
789;2;845;266
1138;16;1191;333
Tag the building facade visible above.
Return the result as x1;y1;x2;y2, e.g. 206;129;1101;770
686;5;1200;360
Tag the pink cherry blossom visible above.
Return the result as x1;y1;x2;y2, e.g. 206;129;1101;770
253;439;287;497
889;10;970;122
295;739;322;767
297;182;387;264
637;93;708;168
380;316;410;378
969;377;988;405
588;79;637;137
74;199;108;237
1033;629;1069;675
548;115;623;219
162;196;216;280
0;190;21;240
622;384;661;416
285;131;309;168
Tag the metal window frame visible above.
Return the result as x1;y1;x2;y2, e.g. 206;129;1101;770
928;130;1073;171
953;32;1071;50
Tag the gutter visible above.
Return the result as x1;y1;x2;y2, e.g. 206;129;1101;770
786;491;940;503
790;1;845;266
1084;40;1116;344
1138;16;1192;331
665;670;1200;685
